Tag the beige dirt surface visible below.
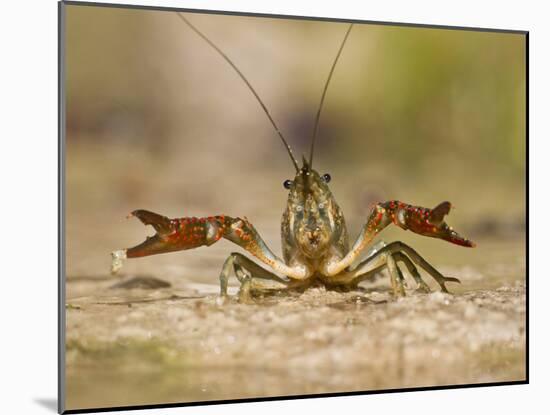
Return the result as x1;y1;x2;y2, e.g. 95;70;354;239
65;237;526;411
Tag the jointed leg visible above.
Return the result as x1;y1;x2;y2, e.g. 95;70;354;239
327;241;456;294
348;252;428;293
393;252;431;293
378;241;460;293
361;241;423;291
219;252;291;297
386;252;405;297
324;250;407;297
349;252;406;297
350;240;428;293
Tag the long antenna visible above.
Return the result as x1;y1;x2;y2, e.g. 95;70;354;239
309;23;354;167
176;13;300;172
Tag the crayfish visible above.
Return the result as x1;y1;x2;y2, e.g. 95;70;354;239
111;15;475;299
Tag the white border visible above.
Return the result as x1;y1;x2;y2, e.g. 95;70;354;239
1;0;545;414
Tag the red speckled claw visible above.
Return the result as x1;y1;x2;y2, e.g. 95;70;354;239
444;226;476;248
125;210;217;258
383;201;476;248
116;210;304;280
121;210;281;261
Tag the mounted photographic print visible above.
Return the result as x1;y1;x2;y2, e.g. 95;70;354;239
59;1;527;413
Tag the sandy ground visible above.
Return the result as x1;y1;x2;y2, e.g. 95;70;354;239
64;236;526;411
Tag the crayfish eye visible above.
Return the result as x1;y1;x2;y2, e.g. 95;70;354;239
283;179;293;189
322;173;331;183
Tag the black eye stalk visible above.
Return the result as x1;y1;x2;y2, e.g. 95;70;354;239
322;173;331;183
283;179;293;189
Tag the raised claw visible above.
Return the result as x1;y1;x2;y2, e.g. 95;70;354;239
124;210;228;258
382;201;476;248
113;210;308;280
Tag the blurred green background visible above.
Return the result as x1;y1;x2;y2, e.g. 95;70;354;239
65;5;525;274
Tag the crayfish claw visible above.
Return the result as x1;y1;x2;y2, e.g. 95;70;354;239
130;209;173;235
445;227;476;248
429;201;451;225
383;200;476;248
